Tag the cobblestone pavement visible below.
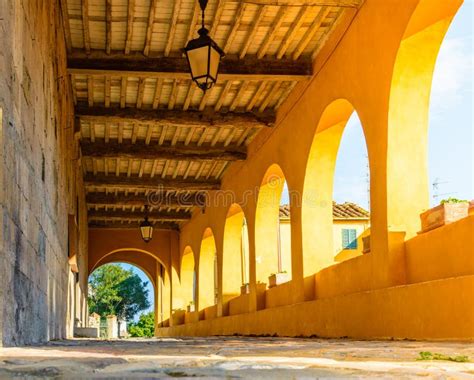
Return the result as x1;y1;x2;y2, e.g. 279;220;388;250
0;337;473;379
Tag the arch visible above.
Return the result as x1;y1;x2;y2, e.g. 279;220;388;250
198;228;217;310
222;204;250;301
89;248;166;278
180;246;196;308
302;99;370;275
255;164;292;285
386;0;463;237
88;261;156;335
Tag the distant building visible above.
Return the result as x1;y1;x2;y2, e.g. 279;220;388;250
279;202;370;265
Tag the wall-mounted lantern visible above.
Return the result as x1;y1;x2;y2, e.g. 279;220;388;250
184;0;225;92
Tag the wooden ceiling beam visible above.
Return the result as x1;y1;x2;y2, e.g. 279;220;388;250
88;209;191;222
74;106;275;129
67;51;312;80
88;221;180;230
143;0;158;56
80;141;247;162
81;0;91;54
84;174;220;191
105;0;112;54
240;5;267;59
293;6;332;60
164;0;182;56
86;192;205;207
239;0;361;7
125;0;135;54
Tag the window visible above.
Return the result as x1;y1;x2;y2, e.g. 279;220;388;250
342;229;357;250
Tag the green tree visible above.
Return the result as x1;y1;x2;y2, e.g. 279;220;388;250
88;264;151;321
128;312;155;337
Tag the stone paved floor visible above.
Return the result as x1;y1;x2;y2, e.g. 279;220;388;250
0;337;473;379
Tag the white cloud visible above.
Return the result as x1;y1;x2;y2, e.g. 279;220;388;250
430;36;473;117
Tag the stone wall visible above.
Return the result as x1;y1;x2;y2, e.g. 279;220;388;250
0;0;88;346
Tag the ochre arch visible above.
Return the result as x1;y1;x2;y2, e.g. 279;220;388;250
90;257;157;290
180;246;196;308
386;0;463;237
222;203;250;302
198;228;217;310
89;248;166;278
255;164;292;284
302;99;369;276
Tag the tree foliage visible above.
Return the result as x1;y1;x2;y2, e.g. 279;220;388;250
88;264;151;321
128;312;155;337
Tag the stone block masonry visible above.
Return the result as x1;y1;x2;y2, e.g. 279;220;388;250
0;0;88;346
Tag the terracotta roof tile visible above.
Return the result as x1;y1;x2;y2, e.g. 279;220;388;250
279;202;369;219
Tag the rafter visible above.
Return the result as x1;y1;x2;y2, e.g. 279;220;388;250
74;106;275;130
125;0;135;54
88;209;191;222
81;0;91;54
257;6;290;59
240;5;267;59
67;51;312;81
88;221;180;230
84;174;220;191
164;0;182;56
81;141;247;161
144;0;158;56
240;0;361;6
276;5;310;59
223;3;247;53
293;6;332;60
86;192;205;207
105;0;112;54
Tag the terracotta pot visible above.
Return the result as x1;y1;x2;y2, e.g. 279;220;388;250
240;284;250;295
420;202;469;233
268;272;290;288
362;235;371;254
469;201;474;216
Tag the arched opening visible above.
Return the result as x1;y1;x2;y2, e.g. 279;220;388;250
387;0;463;237
302;99;369;275
428;2;472;205
88;262;155;338
222;204;250;301
181;246;196;311
198;228;217;310
332;112;371;263
255;164;292;286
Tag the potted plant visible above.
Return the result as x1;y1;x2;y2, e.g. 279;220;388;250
186;301;195;313
362;235;370;254
268;271;289;288
420;198;469;233
240;283;250;295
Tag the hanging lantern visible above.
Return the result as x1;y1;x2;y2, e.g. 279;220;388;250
140;205;153;243
184;0;225;92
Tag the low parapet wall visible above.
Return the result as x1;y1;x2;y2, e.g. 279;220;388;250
160;217;474;340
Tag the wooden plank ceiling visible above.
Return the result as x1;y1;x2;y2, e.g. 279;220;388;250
62;0;363;230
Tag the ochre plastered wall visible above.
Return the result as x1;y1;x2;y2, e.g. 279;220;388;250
87;228;180;327
163;0;470;339
0;0;88;345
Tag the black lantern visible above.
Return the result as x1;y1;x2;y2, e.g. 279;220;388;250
140;205;153;243
184;0;225;92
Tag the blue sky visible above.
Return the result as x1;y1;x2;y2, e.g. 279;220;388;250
334;1;473;209
115;2;473;317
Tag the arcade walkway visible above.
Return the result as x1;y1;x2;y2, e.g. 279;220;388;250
0;337;472;378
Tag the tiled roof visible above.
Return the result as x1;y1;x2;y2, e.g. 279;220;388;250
279;202;370;220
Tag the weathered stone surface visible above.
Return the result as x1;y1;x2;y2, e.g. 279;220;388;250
0;338;473;378
0;0;88;346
